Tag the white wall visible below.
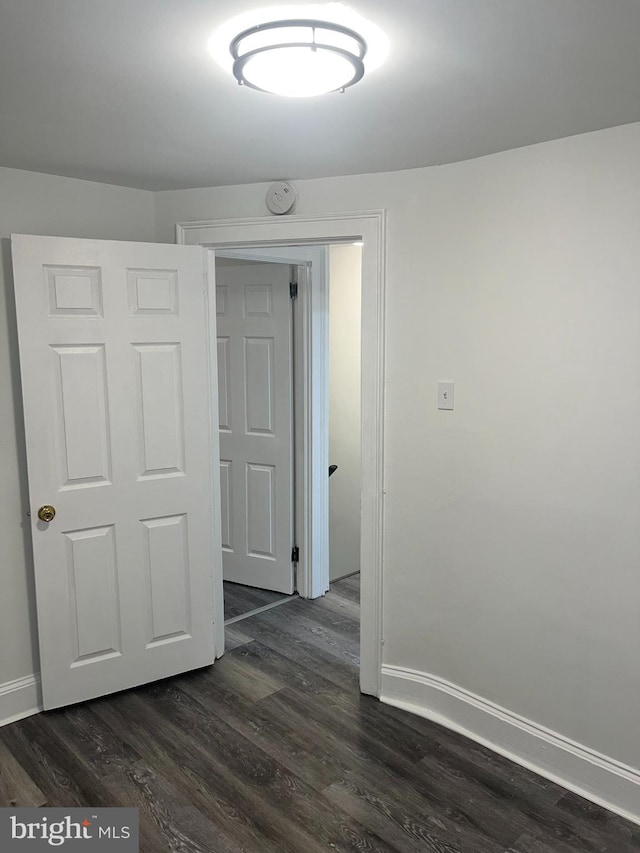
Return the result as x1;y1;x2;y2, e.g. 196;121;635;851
329;245;361;581
155;122;640;788
0;167;155;687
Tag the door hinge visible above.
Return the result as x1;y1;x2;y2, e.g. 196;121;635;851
289;281;298;300
291;545;300;563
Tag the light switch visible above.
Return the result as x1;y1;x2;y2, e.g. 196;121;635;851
438;381;454;411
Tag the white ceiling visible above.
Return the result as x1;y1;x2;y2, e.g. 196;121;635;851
1;0;639;190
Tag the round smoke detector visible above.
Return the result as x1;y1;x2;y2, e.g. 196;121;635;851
266;181;296;215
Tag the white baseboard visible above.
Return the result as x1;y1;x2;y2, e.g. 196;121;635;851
0;674;42;727
381;665;640;827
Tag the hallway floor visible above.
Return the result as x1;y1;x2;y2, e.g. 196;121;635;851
223;580;293;622
1;575;638;852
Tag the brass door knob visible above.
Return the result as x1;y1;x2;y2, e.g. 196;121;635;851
37;505;56;523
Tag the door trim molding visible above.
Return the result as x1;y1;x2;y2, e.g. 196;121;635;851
205;249;226;658
177;211;386;697
294;254;330;600
0;674;42;727
381;665;640;827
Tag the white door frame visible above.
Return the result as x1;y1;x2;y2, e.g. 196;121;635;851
215;247;330;607
178;211;385;697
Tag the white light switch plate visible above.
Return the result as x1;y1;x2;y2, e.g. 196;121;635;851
438;381;454;410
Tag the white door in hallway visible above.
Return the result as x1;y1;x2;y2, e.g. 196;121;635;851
215;261;294;594
12;234;220;710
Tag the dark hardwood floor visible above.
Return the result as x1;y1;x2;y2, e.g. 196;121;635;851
223;580;293;622
1;574;639;852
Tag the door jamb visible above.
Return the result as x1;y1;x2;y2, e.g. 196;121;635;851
178;211;385;698
205;249;226;658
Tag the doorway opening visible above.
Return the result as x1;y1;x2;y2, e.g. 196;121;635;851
178;210;385;697
213;245;363;629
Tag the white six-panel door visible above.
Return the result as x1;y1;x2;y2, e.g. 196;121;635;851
216;262;294;594
11;234;219;710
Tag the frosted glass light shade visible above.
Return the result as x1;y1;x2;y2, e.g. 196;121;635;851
231;20;367;97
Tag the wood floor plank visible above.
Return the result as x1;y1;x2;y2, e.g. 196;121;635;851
235;608;360;691
325;777;474;853
256;684;611;852
378;701;564;808
549;792;640;853
306;587;361;622
138;684;401;853
246;601;360;666
330;574;361;604
0;714;120;808
224;625;254;651
223;582;292;621
259;684;429;765
91;693;286;853
175;645;357;791
0;738;47;807
36;707;198;853
225;637;352;694
102;758;248;853
94;688;397;853
504;829;618;853
205;648;286;701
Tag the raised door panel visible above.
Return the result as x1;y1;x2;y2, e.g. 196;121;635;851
219;460;233;552
64;525;121;666
246;463;276;560
47;266;103;317
128;269;179;315
52;345;112;489
216;284;228;317
244;284;273;317
244;337;275;435
141;514;191;647
217;337;231;432
133;343;186;480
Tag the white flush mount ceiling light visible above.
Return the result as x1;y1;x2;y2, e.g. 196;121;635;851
232;19;366;97
210;4;389;98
